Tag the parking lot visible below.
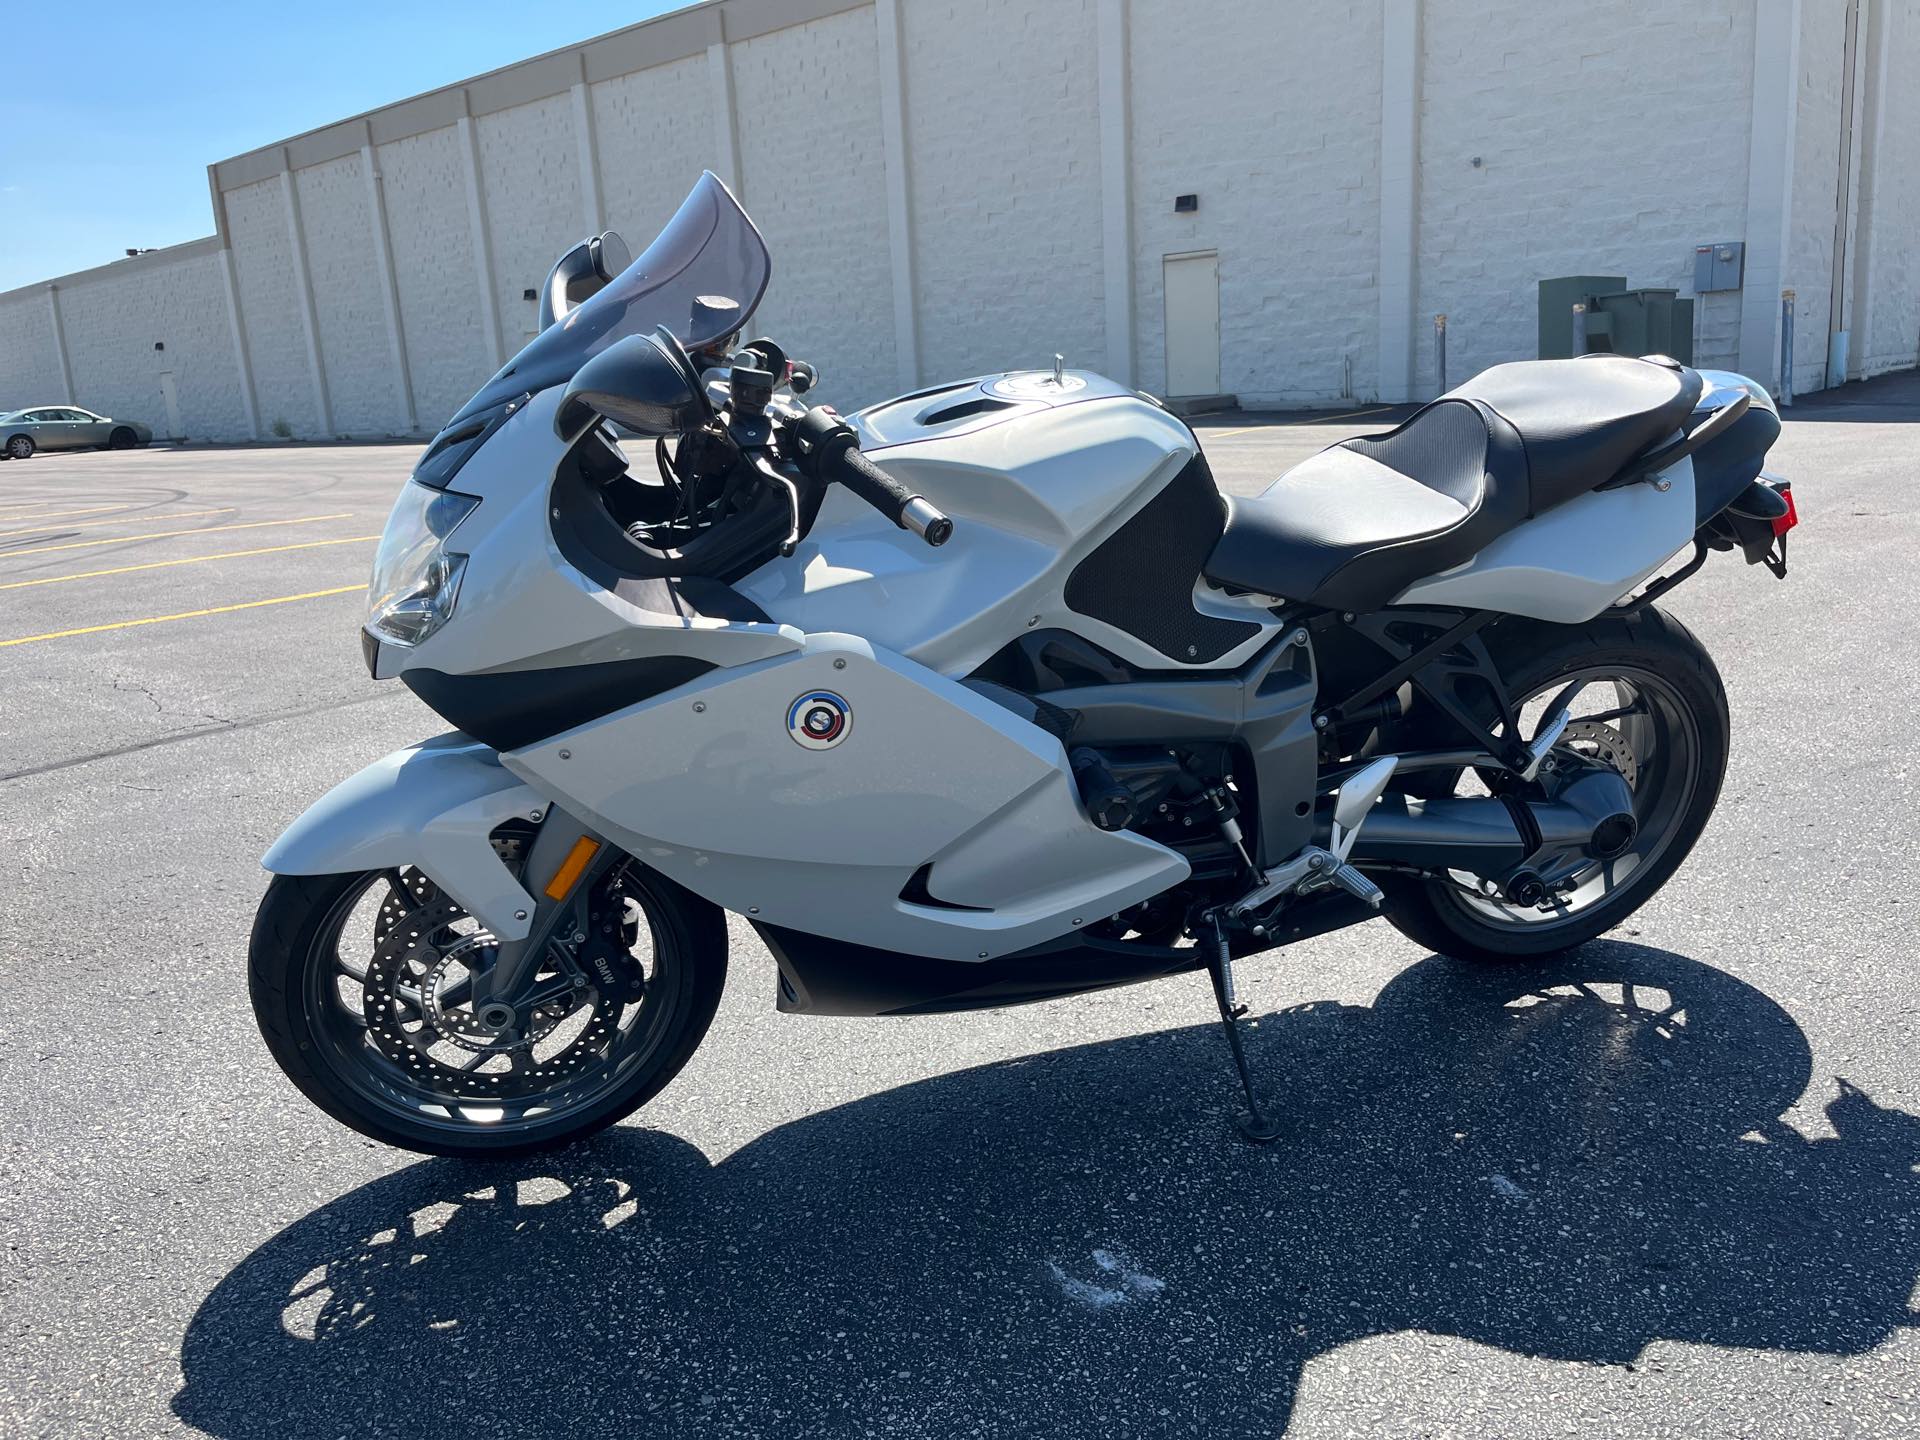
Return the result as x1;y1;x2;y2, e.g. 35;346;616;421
3;379;1919;1438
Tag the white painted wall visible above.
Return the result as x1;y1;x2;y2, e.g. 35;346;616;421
377;125;495;432
900;0;1108;386
593;57;715;264
479;94;588;354
57;248;249;441
0;291;63;407
1415;0;1758;392
225;175;321;438
1858;0;1920;377
295;153;399;436
731;5;899;410
1129;0;1383;407
3;0;1916;442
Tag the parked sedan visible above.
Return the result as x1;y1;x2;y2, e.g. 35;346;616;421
0;407;152;459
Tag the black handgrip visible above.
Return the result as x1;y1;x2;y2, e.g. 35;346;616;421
803;413;953;545
830;444;915;521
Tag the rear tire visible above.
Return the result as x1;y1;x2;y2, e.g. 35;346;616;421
250;864;728;1157
1384;606;1729;962
109;427;137;449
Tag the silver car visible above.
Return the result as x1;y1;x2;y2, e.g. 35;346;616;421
0;406;153;459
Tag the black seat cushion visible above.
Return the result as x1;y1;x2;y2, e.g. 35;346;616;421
1202;355;1706;613
1454;355;1703;513
1203;398;1528;611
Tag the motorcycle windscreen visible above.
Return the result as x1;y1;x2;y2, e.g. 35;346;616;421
450;171;771;424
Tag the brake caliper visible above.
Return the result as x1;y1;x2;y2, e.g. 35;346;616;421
570;874;649;1004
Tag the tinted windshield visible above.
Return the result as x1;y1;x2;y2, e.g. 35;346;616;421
451;171;769;424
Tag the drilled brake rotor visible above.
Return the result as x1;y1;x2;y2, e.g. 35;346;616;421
360;886;621;1101
1560;719;1639;788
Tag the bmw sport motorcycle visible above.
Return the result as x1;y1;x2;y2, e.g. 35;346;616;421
252;173;1798;1155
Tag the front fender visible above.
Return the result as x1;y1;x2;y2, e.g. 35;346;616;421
262;732;541;941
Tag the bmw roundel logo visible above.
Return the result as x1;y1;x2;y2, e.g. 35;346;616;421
787;690;852;750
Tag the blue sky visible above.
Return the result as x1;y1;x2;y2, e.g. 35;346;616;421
0;1;679;290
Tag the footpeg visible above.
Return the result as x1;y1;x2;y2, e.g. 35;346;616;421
1228;756;1396;920
1324;859;1384;909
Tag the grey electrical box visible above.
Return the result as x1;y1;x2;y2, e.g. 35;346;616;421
1692;241;1744;293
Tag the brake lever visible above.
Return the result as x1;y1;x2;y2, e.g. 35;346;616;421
751;454;804;556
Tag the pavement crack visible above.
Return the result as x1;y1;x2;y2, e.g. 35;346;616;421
1;690;410;784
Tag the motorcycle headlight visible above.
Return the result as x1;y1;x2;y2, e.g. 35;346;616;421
365;480;480;646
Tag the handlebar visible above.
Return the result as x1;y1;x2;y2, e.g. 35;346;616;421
823;445;953;546
792;407;954;546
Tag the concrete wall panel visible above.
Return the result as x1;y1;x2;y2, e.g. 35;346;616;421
900;0;1107;385
0;293;63;409
55;250;247;440
478;93;589;354
226;175;322;437
296;153;403;435
1129;0;1382;406
377;125;494;430
732;5;897;407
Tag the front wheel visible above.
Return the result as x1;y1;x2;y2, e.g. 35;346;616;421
250;860;728;1157
1384;606;1730;962
4;435;33;460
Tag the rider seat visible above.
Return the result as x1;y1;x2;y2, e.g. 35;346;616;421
1202;355;1704;612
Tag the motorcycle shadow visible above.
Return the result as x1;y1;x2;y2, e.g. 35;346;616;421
174;942;1920;1438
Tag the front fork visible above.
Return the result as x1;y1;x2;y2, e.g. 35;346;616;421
476;804;621;1008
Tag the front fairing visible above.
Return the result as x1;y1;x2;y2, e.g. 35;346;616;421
365;386;800;686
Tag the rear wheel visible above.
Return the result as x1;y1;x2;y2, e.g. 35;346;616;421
250;860;728;1157
108;427;137;449
1385;606;1729;961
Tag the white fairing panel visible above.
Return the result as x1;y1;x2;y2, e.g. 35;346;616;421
1392;457;1696;622
736;381;1279;676
503;633;1189;960
262;734;541;941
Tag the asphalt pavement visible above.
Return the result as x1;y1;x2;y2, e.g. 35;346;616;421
2;375;1917;1438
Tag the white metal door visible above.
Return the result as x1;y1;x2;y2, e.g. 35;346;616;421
158;372;182;440
1163;251;1220;397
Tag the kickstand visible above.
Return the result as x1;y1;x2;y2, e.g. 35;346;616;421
1204;914;1282;1143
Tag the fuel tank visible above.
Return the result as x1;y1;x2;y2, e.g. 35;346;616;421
733;370;1281;677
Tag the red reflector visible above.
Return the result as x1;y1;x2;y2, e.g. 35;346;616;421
1772;483;1798;537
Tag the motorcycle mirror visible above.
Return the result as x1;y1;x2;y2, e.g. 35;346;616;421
556;331;710;440
591;230;631;283
538;232;633;332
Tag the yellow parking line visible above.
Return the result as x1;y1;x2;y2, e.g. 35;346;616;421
0;503;134;524
0;584;369;648
0;535;381;591
0;506;235;538
2;513;354;559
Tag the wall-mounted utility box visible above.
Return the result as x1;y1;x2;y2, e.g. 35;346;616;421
1692;241;1745;293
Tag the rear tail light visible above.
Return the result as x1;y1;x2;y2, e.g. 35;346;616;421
1771;481;1798;537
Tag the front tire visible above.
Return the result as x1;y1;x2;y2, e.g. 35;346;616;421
4;435;33;460
250;862;728;1158
1385;606;1729;962
109;427;137;449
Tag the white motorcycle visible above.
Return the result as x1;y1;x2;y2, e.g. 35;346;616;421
252;174;1798;1155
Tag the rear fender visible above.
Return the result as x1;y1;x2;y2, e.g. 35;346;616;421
262;733;541;941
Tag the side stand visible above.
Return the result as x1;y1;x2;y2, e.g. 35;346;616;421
1204;915;1282;1143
